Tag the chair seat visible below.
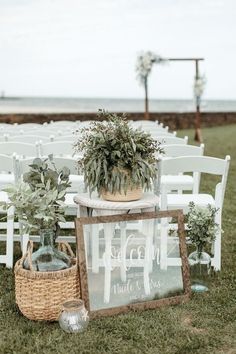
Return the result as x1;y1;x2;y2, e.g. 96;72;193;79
0;174;14;189
166;193;216;213
161;175;193;190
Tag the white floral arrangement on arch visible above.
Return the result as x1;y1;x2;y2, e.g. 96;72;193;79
136;51;168;85
194;75;206;101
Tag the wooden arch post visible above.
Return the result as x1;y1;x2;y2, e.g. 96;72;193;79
167;57;204;143
144;77;149;120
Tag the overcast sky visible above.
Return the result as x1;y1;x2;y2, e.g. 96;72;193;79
0;0;235;99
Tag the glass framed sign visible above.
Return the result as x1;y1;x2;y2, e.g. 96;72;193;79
75;210;191;318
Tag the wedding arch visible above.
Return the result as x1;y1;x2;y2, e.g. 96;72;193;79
136;52;205;142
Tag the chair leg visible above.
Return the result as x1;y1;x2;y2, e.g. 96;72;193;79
103;223;114;304
91;223;99;273
120;221;127;282
143;225;151;296
211;210;222;271
160;217;168;270
6;206;14;268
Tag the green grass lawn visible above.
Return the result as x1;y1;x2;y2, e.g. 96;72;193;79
0;124;236;354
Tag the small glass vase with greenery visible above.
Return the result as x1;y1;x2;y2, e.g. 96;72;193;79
186;201;220;292
1;156;72;271
74;110;163;201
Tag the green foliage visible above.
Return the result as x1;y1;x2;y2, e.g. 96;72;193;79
74;110;163;194
0;156;71;235
186;202;220;253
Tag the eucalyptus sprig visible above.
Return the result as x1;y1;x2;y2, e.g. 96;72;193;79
186;202;220;255
74;110;163;195
0;156;71;235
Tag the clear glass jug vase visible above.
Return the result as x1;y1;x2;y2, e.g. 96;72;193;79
24;229;72;272
188;247;211;292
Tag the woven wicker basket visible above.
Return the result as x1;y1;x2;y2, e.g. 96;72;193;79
101;186;143;202
14;241;80;321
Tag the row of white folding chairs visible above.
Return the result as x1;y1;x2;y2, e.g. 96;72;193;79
0;119;166;132
0;140;198;189
0;134;188;150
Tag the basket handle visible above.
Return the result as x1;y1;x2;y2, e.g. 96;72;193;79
23;240;34;271
57;242;75;258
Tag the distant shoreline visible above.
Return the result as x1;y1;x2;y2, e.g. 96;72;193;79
1;97;236;114
1;111;236;130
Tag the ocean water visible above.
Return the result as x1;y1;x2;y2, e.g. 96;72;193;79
0;97;236;113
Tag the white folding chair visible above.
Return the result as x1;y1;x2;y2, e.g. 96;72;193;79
158;155;231;271
0;192;14;268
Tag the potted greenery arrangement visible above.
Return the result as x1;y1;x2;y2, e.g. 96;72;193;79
1;156;72;271
186;201;220;292
74;110;163;201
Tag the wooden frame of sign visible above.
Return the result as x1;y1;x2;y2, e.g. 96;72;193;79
75;209;191;319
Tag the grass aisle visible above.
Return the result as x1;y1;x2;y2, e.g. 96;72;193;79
0;124;236;354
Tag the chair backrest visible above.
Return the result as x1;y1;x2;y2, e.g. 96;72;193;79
157;144;205;193
157;136;188;145
0;142;37;158
10;135;51;144
50;156;79;175
150;131;177;137
24;129;56;137
17;123;42;130
158;155;231;206
39;141;74;158
161;143;204;157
